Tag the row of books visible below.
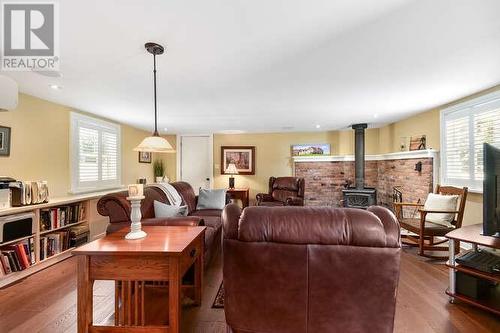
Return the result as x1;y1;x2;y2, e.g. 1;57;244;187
40;225;90;260
0;238;35;276
40;203;86;231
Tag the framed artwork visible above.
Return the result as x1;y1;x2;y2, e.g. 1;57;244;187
221;146;255;175
0;126;11;156
138;151;152;163
409;135;426;151
291;143;331;156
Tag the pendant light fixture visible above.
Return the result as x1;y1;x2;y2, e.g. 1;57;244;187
134;42;175;153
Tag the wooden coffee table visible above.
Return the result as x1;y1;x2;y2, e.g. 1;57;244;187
73;225;205;333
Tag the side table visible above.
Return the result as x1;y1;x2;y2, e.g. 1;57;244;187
227;188;250;208
445;224;500;315
73;225;205;332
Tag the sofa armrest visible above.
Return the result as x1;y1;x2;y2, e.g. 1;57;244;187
97;191;131;223
222;204;242;239
367;206;401;248
256;193;273;205
285;197;304;206
141;216;204;227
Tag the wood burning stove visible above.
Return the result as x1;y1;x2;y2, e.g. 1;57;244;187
342;123;377;208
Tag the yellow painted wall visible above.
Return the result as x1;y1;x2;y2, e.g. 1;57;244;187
212;129;379;203
1;87;494;227
0;94;176;197
378;109;441;153
213;88;495;225
376;85;500;226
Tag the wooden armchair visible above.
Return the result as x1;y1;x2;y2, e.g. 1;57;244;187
394;185;468;259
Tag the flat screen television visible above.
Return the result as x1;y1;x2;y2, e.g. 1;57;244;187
483;143;500;237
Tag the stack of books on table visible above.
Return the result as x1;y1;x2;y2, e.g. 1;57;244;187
0;238;35;276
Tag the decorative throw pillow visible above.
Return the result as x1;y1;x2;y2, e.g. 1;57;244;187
154;200;188;218
424;193;459;227
196;188;227;210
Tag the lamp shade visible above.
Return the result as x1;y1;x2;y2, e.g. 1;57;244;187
133;135;175;153
225;163;239;175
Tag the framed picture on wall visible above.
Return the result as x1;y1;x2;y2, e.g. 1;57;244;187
291;143;331;156
221;146;255;175
138;151;152;163
0;126;11;157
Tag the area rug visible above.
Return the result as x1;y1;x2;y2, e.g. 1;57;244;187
212;282;224;308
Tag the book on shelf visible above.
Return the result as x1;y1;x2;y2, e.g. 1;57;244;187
0;238;34;276
39;203;86;232
39;227;87;260
0;253;11;274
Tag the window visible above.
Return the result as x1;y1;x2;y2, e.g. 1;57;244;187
441;91;500;191
70;112;121;193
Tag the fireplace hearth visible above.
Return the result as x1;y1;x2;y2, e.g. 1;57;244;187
342;187;377;208
342;123;377;208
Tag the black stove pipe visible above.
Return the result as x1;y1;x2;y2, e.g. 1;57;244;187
352;123;368;190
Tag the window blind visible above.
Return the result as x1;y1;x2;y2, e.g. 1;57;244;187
71;113;121;193
441;92;500;191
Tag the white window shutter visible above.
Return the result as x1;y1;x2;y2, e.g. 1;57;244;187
443;114;470;181
101;130;119;181
473;108;500;182
71;113;121;193
441;92;500;191
78;126;99;183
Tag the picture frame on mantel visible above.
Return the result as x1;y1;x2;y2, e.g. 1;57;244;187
409;135;426;151
0;126;11;156
221;146;255;175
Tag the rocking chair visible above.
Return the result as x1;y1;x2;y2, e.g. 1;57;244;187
394;185;468;259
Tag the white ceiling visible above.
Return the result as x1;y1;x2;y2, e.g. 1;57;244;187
3;0;500;134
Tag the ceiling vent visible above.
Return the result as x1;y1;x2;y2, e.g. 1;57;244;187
0;76;18;111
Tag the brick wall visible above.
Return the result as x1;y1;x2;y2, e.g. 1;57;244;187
295;157;433;208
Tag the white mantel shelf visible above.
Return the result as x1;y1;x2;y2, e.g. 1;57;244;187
292;149;439;163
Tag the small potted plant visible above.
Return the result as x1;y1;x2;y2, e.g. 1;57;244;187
153;160;165;183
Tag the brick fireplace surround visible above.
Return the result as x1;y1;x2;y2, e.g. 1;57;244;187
294;150;439;208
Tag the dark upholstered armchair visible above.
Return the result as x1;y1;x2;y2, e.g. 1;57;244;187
222;204;401;333
256;176;305;206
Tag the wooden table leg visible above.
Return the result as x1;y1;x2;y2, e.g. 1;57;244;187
169;258;181;333
194;244;204;306
77;255;93;333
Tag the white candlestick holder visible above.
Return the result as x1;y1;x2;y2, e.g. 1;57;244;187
125;196;147;240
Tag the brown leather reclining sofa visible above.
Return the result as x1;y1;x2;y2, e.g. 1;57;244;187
222;204;401;333
256;176;305;206
97;181;225;266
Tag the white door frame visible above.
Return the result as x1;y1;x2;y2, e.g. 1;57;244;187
176;134;214;189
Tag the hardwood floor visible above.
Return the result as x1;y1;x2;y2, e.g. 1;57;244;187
0;247;499;333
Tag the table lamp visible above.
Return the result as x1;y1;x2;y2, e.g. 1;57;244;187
225;163;239;189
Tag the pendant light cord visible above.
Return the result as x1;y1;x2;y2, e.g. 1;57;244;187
153;53;159;136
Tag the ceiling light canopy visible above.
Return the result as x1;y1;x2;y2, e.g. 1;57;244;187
134;42;175;153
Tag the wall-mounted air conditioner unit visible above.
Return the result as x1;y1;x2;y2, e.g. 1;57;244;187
0;75;18;111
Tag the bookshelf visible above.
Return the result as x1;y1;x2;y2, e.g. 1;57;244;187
0;190;118;288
